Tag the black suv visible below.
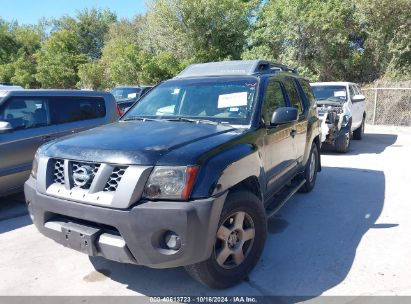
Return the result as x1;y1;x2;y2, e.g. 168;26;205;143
25;60;321;289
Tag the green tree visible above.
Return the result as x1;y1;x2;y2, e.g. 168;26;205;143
55;8;117;60
10;26;42;87
142;0;256;62
77;62;106;90
243;0;362;81
35;30;87;88
357;0;411;80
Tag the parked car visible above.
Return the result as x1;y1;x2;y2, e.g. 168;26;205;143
25;60;321;288
0;90;119;197
111;86;153;113
311;82;366;152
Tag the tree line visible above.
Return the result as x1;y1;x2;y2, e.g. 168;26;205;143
0;0;410;90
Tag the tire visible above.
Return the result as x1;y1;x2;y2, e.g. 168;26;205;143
299;143;319;193
353;118;365;140
334;131;350;153
185;191;267;289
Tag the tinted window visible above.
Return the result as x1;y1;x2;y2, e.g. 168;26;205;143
262;80;287;125
299;79;316;106
0;97;49;130
49;97;105;124
283;78;303;113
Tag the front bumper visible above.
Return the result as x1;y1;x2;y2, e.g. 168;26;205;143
24;177;226;268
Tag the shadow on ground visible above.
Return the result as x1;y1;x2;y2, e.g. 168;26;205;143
322;133;398;155
88;166;389;299
0;192;30;234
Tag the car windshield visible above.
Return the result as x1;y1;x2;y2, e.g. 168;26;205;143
312;85;347;102
111;88;141;101
123;78;258;125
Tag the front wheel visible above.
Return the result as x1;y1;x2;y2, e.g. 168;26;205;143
353;118;365;140
185;191;267;289
335;131;350;153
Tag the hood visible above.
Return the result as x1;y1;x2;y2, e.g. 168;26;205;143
43;121;241;165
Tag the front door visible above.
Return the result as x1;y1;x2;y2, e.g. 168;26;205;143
261;78;297;201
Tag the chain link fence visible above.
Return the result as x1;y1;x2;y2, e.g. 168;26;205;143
362;87;411;126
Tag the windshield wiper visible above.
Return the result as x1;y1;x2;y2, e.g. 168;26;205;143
165;117;219;125
122;117;157;122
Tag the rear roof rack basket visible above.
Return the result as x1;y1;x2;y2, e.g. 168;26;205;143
176;60;297;78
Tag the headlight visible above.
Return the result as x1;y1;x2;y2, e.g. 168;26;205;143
31;151;39;179
143;166;199;201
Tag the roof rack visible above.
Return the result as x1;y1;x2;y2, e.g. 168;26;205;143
175;60;297;78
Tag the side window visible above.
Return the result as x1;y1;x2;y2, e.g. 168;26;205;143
354;85;361;95
297;79;316;106
0;97;49;130
49;97;106;124
349;85;356;99
262;79;287;125
283;78;303;113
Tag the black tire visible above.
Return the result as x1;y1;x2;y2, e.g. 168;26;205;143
353;118;365;140
299;143;319;193
185;191;267;289
334;131;350;153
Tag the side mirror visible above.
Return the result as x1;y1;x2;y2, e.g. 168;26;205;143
271;107;298;126
0;121;13;133
352;94;365;103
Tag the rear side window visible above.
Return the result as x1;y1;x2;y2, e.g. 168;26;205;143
298;79;316;106
283;78;303;113
48;97;106;124
262;79;287;125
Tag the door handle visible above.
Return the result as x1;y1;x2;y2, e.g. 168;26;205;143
290;129;297;137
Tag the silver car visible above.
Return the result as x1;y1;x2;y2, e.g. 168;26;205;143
0;90;119;197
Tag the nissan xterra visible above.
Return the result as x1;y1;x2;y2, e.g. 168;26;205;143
25;60;321;289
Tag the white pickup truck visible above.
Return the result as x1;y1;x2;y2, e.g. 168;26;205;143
311;82;366;152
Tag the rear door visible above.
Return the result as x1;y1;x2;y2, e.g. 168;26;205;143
261;78;297;199
0;97;52;194
47;96;108;137
283;77;307;163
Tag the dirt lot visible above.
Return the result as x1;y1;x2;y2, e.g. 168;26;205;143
0;124;410;297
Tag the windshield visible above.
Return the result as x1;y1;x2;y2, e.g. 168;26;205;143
123;78;258;125
111;88;142;101
311;85;347;102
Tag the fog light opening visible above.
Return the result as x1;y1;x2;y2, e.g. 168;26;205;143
164;231;181;250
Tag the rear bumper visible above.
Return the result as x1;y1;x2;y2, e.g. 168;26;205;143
24;176;226;268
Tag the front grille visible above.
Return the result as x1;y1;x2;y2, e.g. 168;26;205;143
72;161;100;189
50;158;128;193
104;167;126;192
53;159;65;184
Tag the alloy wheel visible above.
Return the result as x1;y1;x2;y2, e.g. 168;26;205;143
214;211;255;269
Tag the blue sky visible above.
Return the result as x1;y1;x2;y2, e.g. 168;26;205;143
1;0;147;25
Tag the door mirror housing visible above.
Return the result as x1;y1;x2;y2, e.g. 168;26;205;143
270;107;298;126
0;121;13;133
352;94;365;103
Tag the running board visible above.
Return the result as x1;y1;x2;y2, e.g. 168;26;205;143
265;179;306;218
